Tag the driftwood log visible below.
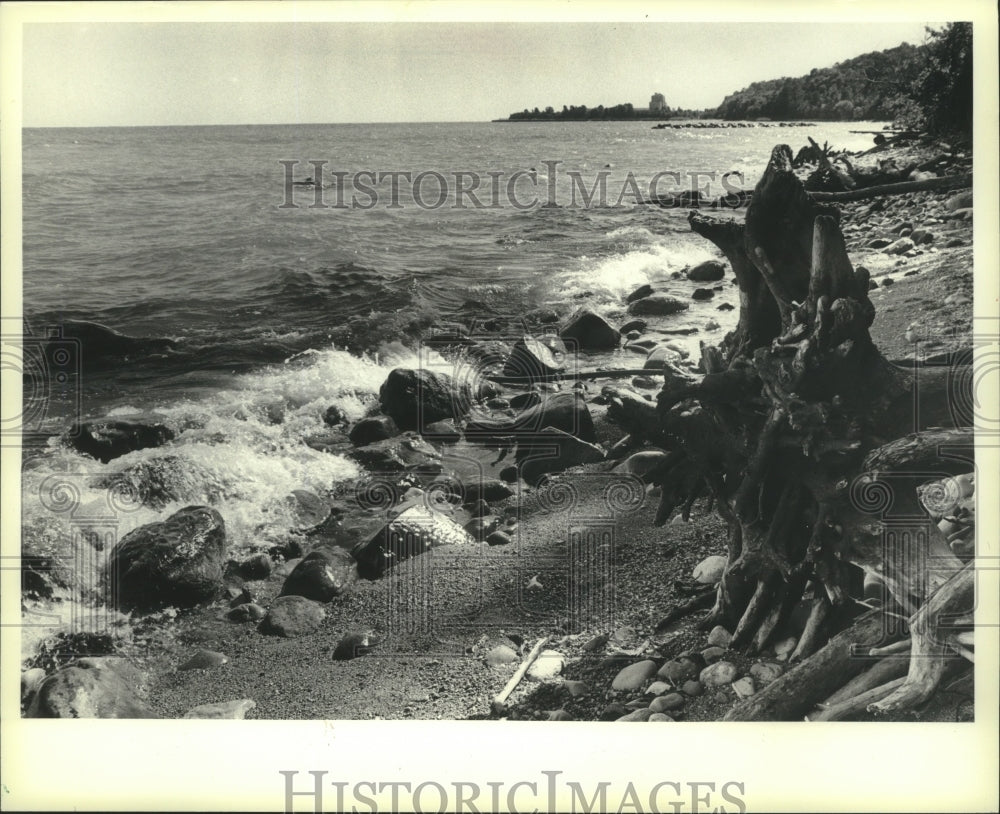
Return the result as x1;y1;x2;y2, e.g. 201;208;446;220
647;144;974;720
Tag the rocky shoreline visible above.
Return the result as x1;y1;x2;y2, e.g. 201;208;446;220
21;135;974;722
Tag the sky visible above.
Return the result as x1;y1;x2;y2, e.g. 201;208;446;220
21;21;937;127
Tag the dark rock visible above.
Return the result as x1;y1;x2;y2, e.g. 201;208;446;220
508;391;542;411
486;530;513;546
525;307;560;324
258;595;325;637
882;277;894;286
323;405;347;426
631;376;658;389
691;288;715;301
51;320;177;370
627;294;690;317
619;319;647;334
352;504;473;580
686;260;726;282
465;515;503;540
268;538;304;562
600;703;628;721
288;490;331;528
945;238;965;248
422;419;461;444
945;190;973;211
486;397;510;410
467;340;512;368
26;658;157;718
279;546;357;602
625;330;641;341
469;499;491;518
66;418;175;464
499;466;519;483
106;505;227;611
347;432;441;472
378;368;476;431
883;237;914;255
502;335;568;380
626;284;655;304
868;238;893;250
228;587;254;607
333;632;374;660
227;602;266;622
348;415;399;446
178;650;228;671
717;302;735;311
559;308;620;350
237;553;272;581
681;679;703;696
466;391;596;443
516;427;605;485
657;658;699;684
611;659;658;691
649;693;685;713
643;346;684;371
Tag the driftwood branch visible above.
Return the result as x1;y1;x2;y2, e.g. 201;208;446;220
809;172;971;202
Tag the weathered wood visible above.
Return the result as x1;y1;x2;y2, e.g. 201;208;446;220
723;609;901;721
809;172;971;202
818;653;911;708
807;678;906;721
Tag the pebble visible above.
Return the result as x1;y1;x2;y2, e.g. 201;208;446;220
732;676;756;698
582;633;609;652
707;625;733;648
699;660;739;687
704;319;721;331
485;645;519;667
649;693;685;713
866;238;891;249
616;708;654;722
562;679;590;698
179;650;228;671
526;650;564;681
546;709;573;721
692;555;727;584
600;703;627;721
701;646;726;664
882;277;894;286
611;659;658;692
645;680;671;696
883;237;915;255
945;238;965;248
773;636;797;660
681;680;703;697
749;661;785;685
648;713;675;722
184;699;256;719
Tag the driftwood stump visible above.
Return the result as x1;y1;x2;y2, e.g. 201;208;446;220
649;145;974;720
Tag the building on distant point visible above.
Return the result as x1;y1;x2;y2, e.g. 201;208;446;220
649;93;668;113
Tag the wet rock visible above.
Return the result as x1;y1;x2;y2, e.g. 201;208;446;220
707;625;733;648
692;555;727;584
749;661;785;685
485;645;519;667
467;340;512;367
107;505;227;611
422;419;461;444
51;320;177;369
236;553;273;581
732;676;756;698
499;465;519;483
348;415;399;446
469;499;491;518
379;368;477;431
26;658;157;718
179;650;228;671
691;288;715;301
717;302;735;311
526;650;564;681
227;602;266;622
464;478;516;503
614;450;670;482
699;660;739;687
686;260;726;282
611;659;658;691
279;546;358;602
184;699;256;719
649;693;685;713
464;515;502;540
322;404;347;427
502;335;568;380
882;276;894;286
705;319;721;331
643;346;684;371
508;392;542;411
466;391;596;443
626;284;654;304
559;308;621;350
333;632;375;660
347;432;441;472
516;427;605;485
258;596;325;637
619;319;648;334
66;418;175;464
866;238;892;249
352;504;473;580
627;294;690;317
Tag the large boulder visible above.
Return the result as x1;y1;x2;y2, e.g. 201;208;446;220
279;546;358;602
352;504;474;580
346;432;441;473
627;295;690;317
106;505;227;611
348;415;399;446
558;308;620;350
686;260;726;282
516;427;606;485
378;368;474;431
502;335;568;380
26;657;157;718
66;418;175;463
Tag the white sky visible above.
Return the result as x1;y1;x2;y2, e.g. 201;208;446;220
22;21;936;126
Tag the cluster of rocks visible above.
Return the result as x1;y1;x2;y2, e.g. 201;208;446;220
652;121;814;130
